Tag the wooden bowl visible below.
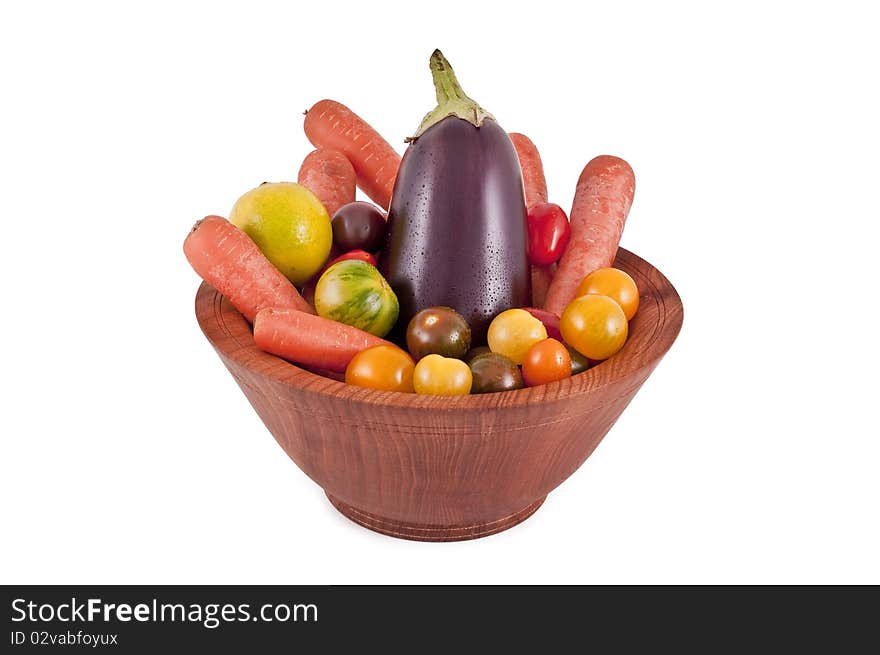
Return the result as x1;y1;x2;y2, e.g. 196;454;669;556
195;248;683;541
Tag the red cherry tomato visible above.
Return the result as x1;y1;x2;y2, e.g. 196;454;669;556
328;249;377;268
527;202;570;266
523;307;562;341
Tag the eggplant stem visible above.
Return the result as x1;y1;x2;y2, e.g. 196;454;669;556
409;49;494;140
430;50;467;104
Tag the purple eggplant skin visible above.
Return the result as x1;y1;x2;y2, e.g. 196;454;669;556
380;116;530;343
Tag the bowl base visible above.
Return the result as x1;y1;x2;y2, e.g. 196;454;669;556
326;494;546;542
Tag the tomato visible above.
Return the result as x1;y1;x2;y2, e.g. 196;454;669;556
560;295;628;361
300;249;378;307
413;354;472;395
523;307;562;341
331;201;387;252
406;307;471;361
328;249;378;268
487;309;548;364
469;353;523;394
576;268;639;320
526;202;571;266
566;345;591;375
464;346;492;363
345;345;415;393
522;338;571;387
315;259;399;337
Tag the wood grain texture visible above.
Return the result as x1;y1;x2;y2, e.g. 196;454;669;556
195;248;683;541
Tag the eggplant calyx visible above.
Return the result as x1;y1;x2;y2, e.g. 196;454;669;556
406;49;495;142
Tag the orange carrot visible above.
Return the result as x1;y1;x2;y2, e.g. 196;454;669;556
184;215;314;322
510;133;554;307
297;148;356;216
530;263;556;308
304;99;400;209
254;307;393;373
544;156;635;316
509;133;548;208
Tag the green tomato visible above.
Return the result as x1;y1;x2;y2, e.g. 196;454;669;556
315;260;398;337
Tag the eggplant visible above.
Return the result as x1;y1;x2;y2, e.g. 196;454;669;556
379;50;530;343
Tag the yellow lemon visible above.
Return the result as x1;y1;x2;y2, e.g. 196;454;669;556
229;182;332;285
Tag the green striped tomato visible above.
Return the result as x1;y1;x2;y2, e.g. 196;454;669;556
315;259;399;337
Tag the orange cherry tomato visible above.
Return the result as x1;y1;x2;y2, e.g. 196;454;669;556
522;338;572;387
345;345;415;393
413;354;472;396
576;268;639;320
560;295;628;361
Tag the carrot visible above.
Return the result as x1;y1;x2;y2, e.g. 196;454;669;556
530;263;556;308
304;99;401;210
543;156;635;316
184;215;314;322
510;132;554;307
297;148;356;216
254;307;392;373
509;133;548;208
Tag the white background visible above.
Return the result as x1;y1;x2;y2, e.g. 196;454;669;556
1;1;878;584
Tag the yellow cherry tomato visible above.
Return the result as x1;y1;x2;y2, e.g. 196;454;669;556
560;295;628;361
413;354;472;396
487;309;548;364
576;268;640;320
345;345;415;393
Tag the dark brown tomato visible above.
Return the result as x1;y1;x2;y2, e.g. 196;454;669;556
566;345;591;375
469;353;523;394
331;201;387;252
464;346;492;363
406;306;471;361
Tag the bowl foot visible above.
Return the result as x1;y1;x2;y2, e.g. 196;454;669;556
326;494;546;542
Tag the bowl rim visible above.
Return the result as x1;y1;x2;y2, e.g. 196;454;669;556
195;247;683;411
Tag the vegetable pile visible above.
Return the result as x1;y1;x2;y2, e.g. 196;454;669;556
185;50;640;396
